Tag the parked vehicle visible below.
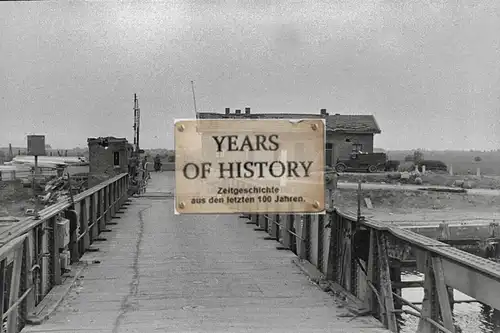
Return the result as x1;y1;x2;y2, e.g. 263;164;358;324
335;152;399;173
415;160;447;172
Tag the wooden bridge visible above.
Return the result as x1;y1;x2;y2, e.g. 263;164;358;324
0;172;500;332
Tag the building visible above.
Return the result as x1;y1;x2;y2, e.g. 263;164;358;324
196;108;381;166
87;137;129;187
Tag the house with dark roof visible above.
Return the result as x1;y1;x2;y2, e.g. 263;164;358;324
196;108;381;167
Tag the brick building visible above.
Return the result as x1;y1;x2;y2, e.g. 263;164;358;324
197;108;381;167
87;137;129;187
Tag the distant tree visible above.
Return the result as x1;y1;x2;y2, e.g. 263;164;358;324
413;150;424;163
474;156;482;162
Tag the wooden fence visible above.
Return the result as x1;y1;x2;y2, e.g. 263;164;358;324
0;173;129;333
246;208;500;333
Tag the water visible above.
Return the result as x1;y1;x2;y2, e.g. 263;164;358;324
399;272;500;333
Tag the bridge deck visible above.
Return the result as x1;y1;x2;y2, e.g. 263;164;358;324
22;173;388;333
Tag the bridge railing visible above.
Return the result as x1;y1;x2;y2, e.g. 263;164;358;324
247;207;500;333
0;173;129;333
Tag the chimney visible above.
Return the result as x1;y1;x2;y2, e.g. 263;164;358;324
245;107;251;115
320;109;328;116
235;109;241;114
225;108;230;115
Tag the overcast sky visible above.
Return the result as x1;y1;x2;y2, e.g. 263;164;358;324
1;1;499;150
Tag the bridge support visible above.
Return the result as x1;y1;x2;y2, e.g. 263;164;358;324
416;253;456;333
241;204;500;333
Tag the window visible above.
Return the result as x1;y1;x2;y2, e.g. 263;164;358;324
352;143;363;152
325;143;333;166
113;152;120;166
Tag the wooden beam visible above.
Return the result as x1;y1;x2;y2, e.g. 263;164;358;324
363;229;375;312
299;215;309;260
417;252;437;333
432;257;455;333
377;233;398;332
0;259;6;328
7;245;24;333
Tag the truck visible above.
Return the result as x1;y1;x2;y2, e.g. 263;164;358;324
334;152;400;173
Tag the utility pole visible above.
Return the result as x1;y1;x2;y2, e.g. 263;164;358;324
27;135;46;220
7;143;13;161
133;93;141;154
191;80;198;118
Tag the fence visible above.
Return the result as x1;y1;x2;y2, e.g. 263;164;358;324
246;208;500;333
0;173;128;333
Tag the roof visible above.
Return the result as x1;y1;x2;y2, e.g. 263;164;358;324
196;112;381;134
326;114;381;134
87;137;128;144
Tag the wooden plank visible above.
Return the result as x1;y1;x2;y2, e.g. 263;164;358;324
270;214;279;240
81;199;90;252
439;256;500;310
0;259;6;327
431;257;455;333
377;233;398;332
364;229;375;311
98;189;106;232
364;198;373;209
90;193;99;241
342;219;352;292
50;217;62;285
298;215;308;261
282;215;292;249
417;253;434;333
24;233;35;315
317;215;324;274
7;245;24;333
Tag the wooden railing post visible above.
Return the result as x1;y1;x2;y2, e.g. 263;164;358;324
299;215;310;260
24;233;35;316
0;259;5;326
81;199;90;251
282;215;293;249
65;210;79;264
336;215;351;289
261;214;268;231
110;183;116;217
90;193;98;241
377;232;398;332
417;251;438;333
363;229;376;312
416;252;456;333
325;212;338;281
98;189;106;231
7;244;24;333
118;177;124;205
105;186;111;223
317;215;325;273
50;217;62;285
270;214;279;240
432;257;455;332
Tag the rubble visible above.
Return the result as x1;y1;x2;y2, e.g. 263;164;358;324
33;175;87;209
